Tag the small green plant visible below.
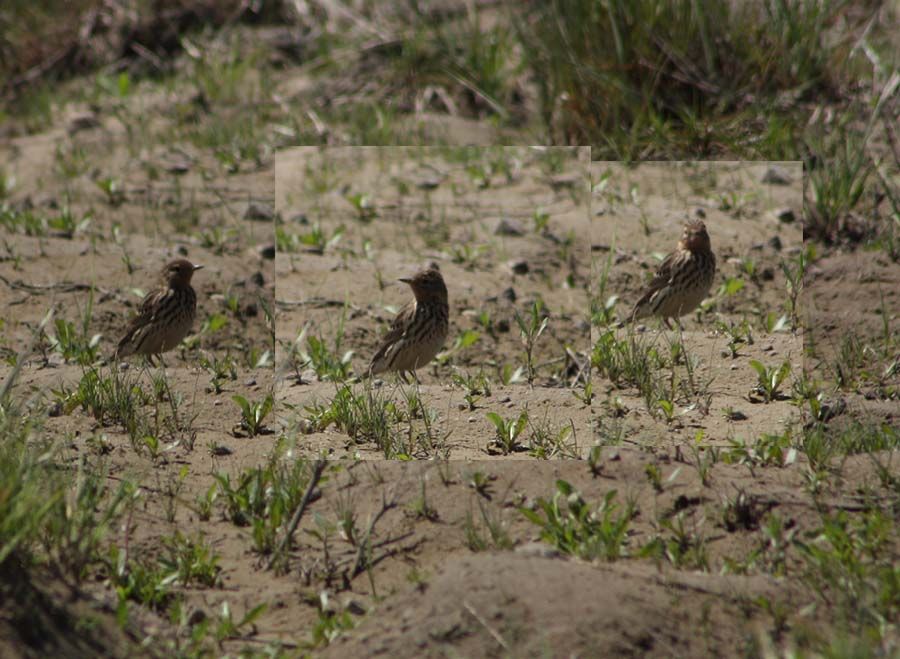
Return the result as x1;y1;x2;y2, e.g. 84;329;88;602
345;192;377;222
498;363;525;385
641;511;709;570
94;176;124;206
451;369;492;411
572;380;593;405
724;429;795;472
656;398;676;424
514;300;549;385
292;318;353;382
276;223;344;254
527;417;577;459
486;410;528;454
532;208;550;232
749;359;791;402
309;591;356;648
781;247;810;330
450;243;487;267
645;463;663;492
158;531;222;587
232;394;274;437
716;319;754;358
199;353;237;394
521;480;634;561
464;496;513;552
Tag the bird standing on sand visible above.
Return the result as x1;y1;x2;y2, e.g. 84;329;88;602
368;266;449;383
115;258;202;365
631;220;716;329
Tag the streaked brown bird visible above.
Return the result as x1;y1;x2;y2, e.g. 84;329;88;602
631;220;716;329
115;258;202;365
368;266;449;383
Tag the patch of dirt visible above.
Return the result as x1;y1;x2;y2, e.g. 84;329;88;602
0;560;158;659
591;162;805;445
275;146;591;458
322;554;776;658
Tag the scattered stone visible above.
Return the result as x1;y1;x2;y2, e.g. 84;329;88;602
67;112;100;135
724;409;748;421
416;176;443;190
289;213;309;225
164;159;191;174
258;244;275;260
501;287;517;302
187;608;208;626
507;259;529;275
243;302;258;317
761;166;792;185
773;207;796;223
760;267;775;282
176;245;189;256
210;445;233;456
494;217;525;236
497;319;510;333
693;207;706;218
245;201;274;222
768;235;783;251
549;173;579;190
245;378;257;386
818;397;846;422
251;271;266;286
344;599;367;616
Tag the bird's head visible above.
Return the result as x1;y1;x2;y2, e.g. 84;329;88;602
680;220;711;253
163;258;202;288
400;266;447;303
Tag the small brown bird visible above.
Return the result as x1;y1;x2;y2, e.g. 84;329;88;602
369;267;449;383
631;220;716;329
115;258;202;365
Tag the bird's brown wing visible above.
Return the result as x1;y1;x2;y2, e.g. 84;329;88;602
116;288;168;355
369;301;415;371
632;250;679;311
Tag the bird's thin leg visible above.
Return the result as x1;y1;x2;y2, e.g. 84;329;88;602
664;318;673;331
399;371;411;385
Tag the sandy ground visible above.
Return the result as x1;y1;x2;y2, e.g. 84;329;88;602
0;35;896;656
275;146;592;459
592;162;805;448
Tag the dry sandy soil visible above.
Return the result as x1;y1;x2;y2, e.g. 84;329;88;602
0;14;897;659
275;146;592;459
592;161;805;447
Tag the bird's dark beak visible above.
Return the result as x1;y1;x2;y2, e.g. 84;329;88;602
398;277;412;284
193;264;204;271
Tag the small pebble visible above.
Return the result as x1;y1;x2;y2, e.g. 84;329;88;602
507;259;529;275
67;112;100;135
762;166;792;185
773;207;796;223
494;217;525;236
245;202;274;222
